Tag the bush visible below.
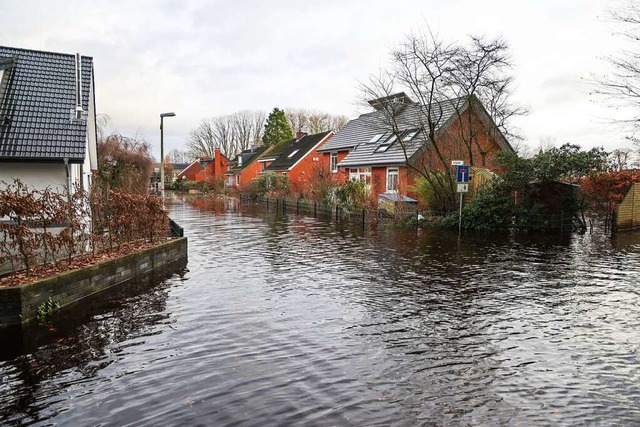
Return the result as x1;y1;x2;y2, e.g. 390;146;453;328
409;173;454;212
335;180;371;210
439;187;551;232
249;172;290;199
0;180;170;276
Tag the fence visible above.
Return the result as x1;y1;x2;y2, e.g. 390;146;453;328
239;194;419;226
614;182;640;232
238;194;582;233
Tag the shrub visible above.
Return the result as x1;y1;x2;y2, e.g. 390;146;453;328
335;180;371;210
0;180;170;276
250;172;290;199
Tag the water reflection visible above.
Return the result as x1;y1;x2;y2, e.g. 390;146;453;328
1;196;640;425
0;265;187;425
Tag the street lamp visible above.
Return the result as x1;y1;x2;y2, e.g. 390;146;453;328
160;112;176;197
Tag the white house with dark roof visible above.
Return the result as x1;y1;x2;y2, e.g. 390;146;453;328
0;46;97;193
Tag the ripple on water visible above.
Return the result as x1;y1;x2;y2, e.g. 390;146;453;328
1;198;640;425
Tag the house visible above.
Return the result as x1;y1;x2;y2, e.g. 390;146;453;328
225;145;271;188
261;131;334;193
319;93;513;202
177;148;229;182
0;46;97;192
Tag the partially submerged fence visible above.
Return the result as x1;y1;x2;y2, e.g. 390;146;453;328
239;194;419;226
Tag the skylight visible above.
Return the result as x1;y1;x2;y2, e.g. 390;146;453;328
287;149;300;158
369;133;385;143
402;129;419;141
374;144;391;153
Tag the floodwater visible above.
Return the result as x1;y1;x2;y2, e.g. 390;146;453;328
2;196;640;426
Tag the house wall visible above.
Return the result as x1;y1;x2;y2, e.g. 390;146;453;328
322;150;351;185
285;149;325;194
419;109;505;173
178;162;202;181
0;163;68;192
239;159;266;186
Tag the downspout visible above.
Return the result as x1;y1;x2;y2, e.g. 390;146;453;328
64;157;72;198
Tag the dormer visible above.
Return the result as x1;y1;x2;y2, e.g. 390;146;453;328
0;57;16;112
368;92;414;112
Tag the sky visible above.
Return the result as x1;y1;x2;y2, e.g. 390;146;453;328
1;0;634;158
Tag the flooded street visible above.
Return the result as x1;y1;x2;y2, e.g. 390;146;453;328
2;197;640;425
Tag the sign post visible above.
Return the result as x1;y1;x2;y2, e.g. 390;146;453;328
455;164;470;235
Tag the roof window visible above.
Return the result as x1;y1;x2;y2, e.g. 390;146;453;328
368;133;386;143
402;129;420;141
287;149;300;158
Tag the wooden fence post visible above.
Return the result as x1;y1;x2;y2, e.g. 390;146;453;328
335;205;339;222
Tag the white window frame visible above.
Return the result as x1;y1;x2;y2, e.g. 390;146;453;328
349;167;371;184
287;149;300;158
386;167;399;193
330;152;338;173
369;133;385;143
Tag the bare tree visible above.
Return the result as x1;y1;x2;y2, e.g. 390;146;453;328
187;110;266;159
285;108;349;134
596;1;640;133
609;147;633;171
285;109;309;133
361;29;524;211
167;148;192;164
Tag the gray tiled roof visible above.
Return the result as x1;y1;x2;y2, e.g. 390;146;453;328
0;46;94;162
318;97;463;154
264;131;331;172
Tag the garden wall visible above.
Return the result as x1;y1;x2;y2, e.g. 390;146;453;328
0;237;187;327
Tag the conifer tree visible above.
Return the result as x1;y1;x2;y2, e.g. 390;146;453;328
263;108;293;147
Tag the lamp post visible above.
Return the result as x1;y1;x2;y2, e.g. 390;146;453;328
160;112;176;197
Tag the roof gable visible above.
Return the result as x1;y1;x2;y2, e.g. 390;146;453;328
226;145;270;175
264;131;332;172
0;46;94;162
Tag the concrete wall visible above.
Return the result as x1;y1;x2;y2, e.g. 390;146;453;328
0;237;188;327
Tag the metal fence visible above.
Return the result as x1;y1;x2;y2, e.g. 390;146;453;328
239;194;419;226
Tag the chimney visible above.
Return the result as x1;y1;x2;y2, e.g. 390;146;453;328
295;131;307;141
214;148;222;177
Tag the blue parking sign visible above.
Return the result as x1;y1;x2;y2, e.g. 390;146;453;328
457;165;469;183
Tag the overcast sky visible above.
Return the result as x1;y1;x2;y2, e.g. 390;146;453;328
1;0;633;158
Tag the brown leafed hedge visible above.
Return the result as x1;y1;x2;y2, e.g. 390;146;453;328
0;179;169;276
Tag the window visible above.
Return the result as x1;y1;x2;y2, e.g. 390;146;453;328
374;134;398;153
287;149;300;158
386;168;399;193
349;167;371;184
368;133;385;143
237;155;243;167
228;175;234;186
330;152;338;173
236;175;241;186
402;129;419;141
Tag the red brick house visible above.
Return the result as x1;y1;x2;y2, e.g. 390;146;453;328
177;148;229;182
318;93;513;202
225;145;272;188
260;131;334;193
